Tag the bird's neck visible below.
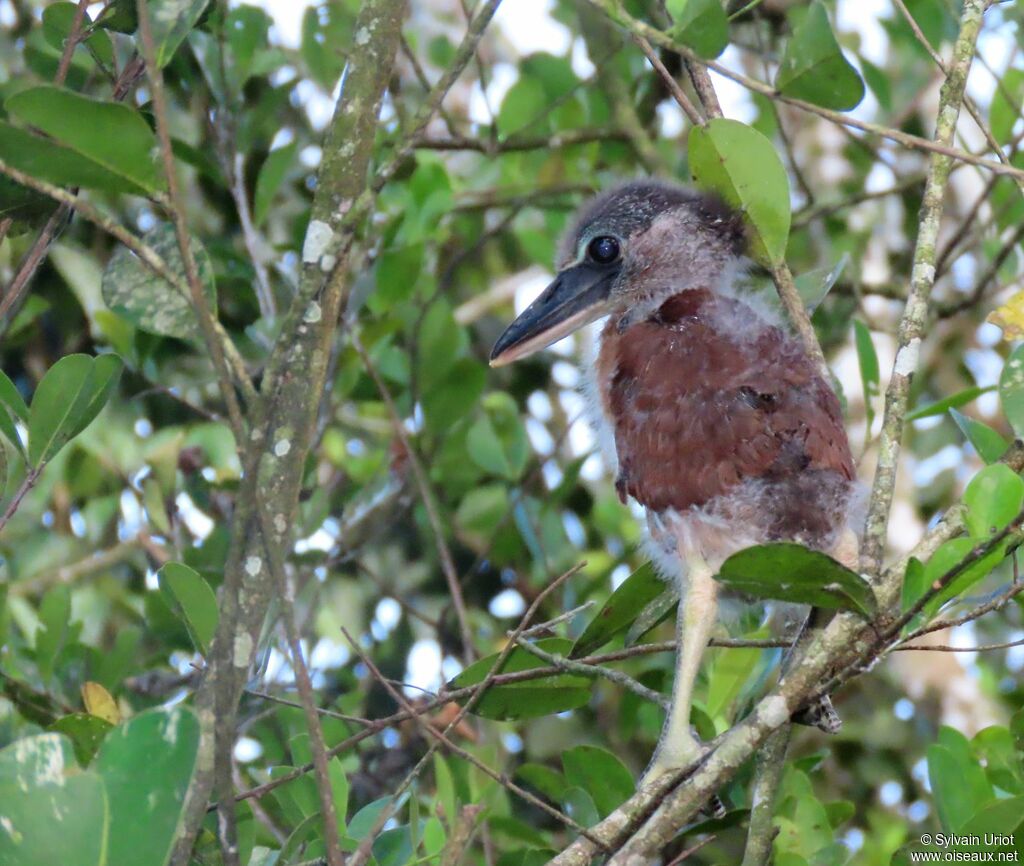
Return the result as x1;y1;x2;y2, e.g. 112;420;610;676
609;287;723;333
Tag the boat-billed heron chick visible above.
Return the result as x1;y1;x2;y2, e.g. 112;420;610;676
490;180;859;786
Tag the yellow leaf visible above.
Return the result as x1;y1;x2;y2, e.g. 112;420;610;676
987;291;1024;341
81;681;121;725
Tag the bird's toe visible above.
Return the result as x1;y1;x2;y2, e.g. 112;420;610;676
793;694;842;734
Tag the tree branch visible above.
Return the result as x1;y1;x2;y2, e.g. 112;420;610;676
860;0;991;575
167;2;409;862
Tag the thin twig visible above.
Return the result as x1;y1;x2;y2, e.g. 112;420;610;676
352;332;476;662
413;129;628;152
890;0;1017;181
0;466;42;536
667;835;716;866
900;578;1024;642
633;36;703;127
897;637;1024;652
277;577;346;866
137;0;248;444
0;158;256;404
226;636;793;806
343;562;599;866
512;635;668;708
228;152;276;319
859;0;990;576
518;600;595;637
55;0;91;85
584;0;1024;183
0;0;93;333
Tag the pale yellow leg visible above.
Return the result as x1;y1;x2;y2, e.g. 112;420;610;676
641;554;719;785
832;528;860;570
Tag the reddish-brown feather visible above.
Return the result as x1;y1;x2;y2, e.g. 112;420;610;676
599;290;854;544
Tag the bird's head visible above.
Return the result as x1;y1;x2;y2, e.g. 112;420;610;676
489;180;745;366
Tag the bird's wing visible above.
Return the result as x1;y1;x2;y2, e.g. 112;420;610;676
602;306;854;520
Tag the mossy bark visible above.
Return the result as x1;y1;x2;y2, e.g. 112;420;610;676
168;3;408;862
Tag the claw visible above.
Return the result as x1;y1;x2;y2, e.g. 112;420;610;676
793;694;842;734
700;792;727;819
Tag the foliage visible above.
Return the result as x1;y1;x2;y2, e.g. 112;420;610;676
1;1;1024;865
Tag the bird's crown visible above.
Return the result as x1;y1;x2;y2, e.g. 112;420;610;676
557;179;746;270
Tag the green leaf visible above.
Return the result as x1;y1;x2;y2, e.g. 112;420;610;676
157;562;219;655
467;397;528;480
516;763;570;802
418;300;465;392
666;0;729;59
775;3;865;111
0;120;152;197
328;758;349;837
93;707;200;866
960;796;1024;840
0;733;109;866
142;477;171;535
349;794;404;841
908;537;1008;620
928;733;993;833
973;726;1024;795
467;415;509;476
498;76;548;138
35;585;71;682
793;254;848;312
990;69;1024;145
434;753;458;828
853;321;879;433
717;543;877;617
150;0;211;68
372;242;424;309
859;56;891;111
253;142;297;227
225;5;274;85
705;638;762;719
560;787;600;828
280;813;321;862
48;713;114;766
28;354;124;468
447;638;591;720
689;118;791;266
455;484;509;544
900;557;927;615
571;563;666;658
42;3;114;69
625;584;679;646
0;369;27;458
423;359;486;433
906;385;995;421
562;746;635;817
963;464;1024;539
101;224;217;342
950;408;1008;464
1000;343;1024;438
5;87;163;194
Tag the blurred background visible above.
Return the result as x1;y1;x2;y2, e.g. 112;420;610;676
2;0;1024;863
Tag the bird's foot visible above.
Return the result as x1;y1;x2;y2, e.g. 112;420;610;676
640;733;726;818
792;694;842;734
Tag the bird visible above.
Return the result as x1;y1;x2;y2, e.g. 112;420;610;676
489;179;860;787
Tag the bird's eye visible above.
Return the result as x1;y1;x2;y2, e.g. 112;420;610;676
587;236;620;265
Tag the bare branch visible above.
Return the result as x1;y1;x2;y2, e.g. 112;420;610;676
860;0;991;575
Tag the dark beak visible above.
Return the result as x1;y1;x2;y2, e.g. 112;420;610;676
489;262;619;367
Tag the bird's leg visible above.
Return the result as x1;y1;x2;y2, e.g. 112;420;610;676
786;607;841;733
641;554;718;786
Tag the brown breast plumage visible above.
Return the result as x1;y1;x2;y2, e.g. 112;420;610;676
597;289;855;547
